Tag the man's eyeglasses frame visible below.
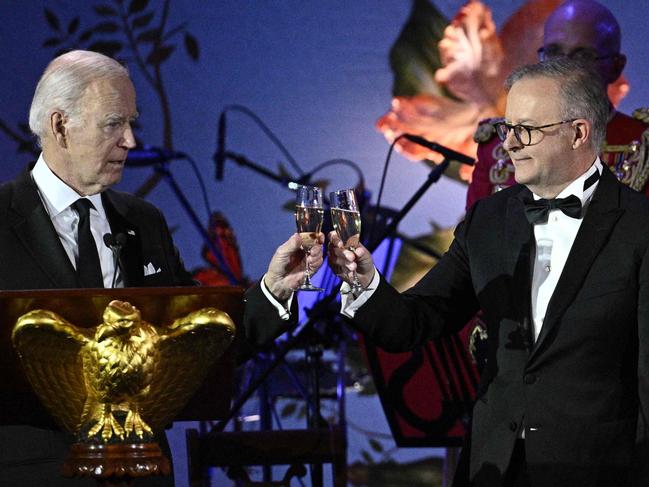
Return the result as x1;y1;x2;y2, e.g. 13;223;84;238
494;119;577;146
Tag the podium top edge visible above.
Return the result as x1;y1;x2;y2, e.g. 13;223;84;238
0;286;245;299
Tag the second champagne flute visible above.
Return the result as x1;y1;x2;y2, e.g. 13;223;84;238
329;188;367;294
295;185;324;291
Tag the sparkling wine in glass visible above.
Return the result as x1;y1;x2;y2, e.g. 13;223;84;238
295;185;324;291
329;188;367;294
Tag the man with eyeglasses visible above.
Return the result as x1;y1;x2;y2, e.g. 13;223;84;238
467;0;649;209
328;57;649;486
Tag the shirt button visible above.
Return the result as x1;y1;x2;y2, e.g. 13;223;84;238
509;421;518;432
524;374;537;384
544;265;551;272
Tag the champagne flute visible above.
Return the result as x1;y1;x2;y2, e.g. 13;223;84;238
295;185;324;291
329;188;367;294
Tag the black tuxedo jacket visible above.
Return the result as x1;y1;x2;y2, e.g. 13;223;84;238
351;167;649;486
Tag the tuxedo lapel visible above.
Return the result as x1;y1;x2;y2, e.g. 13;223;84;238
505;188;536;351
10;167;79;288
529;168;624;361
102;190;144;286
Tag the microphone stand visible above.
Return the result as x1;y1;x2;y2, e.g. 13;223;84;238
153;162;240;285
214;156;454;432
223;150;305;186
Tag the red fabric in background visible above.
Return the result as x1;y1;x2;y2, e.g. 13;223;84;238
360;323;480;447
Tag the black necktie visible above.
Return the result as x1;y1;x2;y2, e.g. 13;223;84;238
72;199;104;288
523;195;582;224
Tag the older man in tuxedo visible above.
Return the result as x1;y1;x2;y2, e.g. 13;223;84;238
0;50;321;486
329;57;649;486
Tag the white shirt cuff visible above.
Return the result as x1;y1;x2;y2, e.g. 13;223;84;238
340;268;381;318
260;274;294;321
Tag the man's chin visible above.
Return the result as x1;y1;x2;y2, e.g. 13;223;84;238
513;172;527;186
99;173;123;192
512;166;535;187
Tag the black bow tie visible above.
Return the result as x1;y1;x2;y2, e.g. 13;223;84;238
523;194;582;224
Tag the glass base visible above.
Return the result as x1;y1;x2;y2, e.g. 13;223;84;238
341;285;373;295
297;283;324;292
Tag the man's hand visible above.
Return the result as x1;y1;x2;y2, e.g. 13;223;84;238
264;233;324;301
327;231;375;288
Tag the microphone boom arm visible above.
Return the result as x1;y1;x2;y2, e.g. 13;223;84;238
403;134;475;166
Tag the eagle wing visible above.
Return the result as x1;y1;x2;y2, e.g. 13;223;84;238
11;309;90;433
139;308;236;430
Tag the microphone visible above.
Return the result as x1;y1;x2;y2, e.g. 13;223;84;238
215;112;226;180
125;146;186;167
103;233;127;288
403;134;475;166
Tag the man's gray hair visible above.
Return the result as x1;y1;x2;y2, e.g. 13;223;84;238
505;58;609;151
29;50;130;145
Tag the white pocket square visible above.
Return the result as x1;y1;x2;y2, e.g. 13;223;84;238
143;262;162;276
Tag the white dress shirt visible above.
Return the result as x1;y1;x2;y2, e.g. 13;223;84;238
530;158;602;341
31;155;121;288
260;276;295;321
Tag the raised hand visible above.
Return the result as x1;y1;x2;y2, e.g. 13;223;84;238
327;230;375;289
264;233;324;301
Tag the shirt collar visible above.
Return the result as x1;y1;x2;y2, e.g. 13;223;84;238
31;154;106;218
531;157;603;208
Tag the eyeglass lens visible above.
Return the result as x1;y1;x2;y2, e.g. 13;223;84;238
495;123;530;145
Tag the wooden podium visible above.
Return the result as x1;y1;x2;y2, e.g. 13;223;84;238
0;286;243;485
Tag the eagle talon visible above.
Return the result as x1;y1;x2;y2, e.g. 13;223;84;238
87;404;125;442
124;407;153;439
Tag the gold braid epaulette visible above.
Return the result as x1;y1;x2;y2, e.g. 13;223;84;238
627;108;649;191
629;127;649;191
632;107;649;124
600;109;649;192
473;118;503;143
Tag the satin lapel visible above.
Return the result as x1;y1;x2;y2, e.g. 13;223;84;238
506;188;534;271
505;188;536;351
102;191;143;286
10;168;79;288
529;168;623;362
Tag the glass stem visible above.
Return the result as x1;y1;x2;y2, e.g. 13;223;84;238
349;246;362;292
352;270;361;289
303;248;312;285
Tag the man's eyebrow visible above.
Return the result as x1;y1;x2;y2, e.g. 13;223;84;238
103;112;139;122
503;119;536;125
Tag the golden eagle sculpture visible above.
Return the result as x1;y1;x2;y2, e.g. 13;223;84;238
11;300;235;443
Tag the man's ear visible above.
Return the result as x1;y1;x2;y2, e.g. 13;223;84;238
572;119;590;149
50;111;67;148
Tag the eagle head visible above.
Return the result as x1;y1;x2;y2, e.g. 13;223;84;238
95;300;141;342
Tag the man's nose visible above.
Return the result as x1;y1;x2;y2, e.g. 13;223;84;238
120;123;136;150
502;128;521;152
